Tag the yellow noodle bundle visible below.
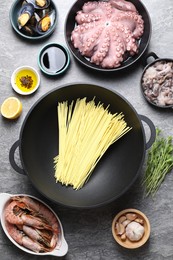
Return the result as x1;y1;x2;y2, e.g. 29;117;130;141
54;98;131;190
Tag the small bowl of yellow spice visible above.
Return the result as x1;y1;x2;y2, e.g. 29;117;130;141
11;66;40;95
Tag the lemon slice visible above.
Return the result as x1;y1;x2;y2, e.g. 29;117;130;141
0;97;22;119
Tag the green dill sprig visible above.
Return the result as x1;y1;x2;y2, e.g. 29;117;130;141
142;128;173;197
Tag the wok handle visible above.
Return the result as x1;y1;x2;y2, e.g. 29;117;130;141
142;52;159;67
9;140;25;175
139;114;156;150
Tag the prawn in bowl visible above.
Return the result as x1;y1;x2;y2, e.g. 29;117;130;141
0;193;68;256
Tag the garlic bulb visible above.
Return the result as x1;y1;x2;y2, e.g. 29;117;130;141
125;221;145;241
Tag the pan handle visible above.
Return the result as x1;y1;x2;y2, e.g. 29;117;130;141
142;52;159;67
9;140;25;175
139;114;156;150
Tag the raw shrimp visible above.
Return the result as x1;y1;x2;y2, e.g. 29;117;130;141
49;233;59;248
21;225;57;248
5;222;50;253
35;228;58;248
21;214;53;230
4;201;26;225
13;196;59;233
4;200;52;231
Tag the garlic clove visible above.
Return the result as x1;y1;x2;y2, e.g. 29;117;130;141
115;222;125;235
118;215;127;223
135;218;144;225
120;233;126;241
126;213;137;221
122;219;131;227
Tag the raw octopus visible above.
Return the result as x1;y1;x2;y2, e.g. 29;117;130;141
4;196;60;253
142;61;173;106
71;0;144;68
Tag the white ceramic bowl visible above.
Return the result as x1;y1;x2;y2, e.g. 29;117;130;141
0;193;68;256
11;66;40;95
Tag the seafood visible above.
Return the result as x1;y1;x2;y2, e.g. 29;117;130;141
36;0;47;8
17;225;55;247
4;196;60;253
71;0;144;68
4;200;53;230
26;0;50;9
17;0;56;37
12;196;59;233
142;61;173;106
36;10;56;34
17;3;34;28
6;222;50;253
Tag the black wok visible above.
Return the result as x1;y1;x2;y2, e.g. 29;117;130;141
65;0;152;72
9;83;155;208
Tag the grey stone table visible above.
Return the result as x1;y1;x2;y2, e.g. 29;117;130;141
0;0;173;259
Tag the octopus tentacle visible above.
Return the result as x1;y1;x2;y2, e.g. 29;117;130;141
83;1;111;14
75;11;102;24
90;28;111;65
109;0;137;12
82;1;101;13
110;12;144;39
131;13;144;38
71;22;105;56
101;25;133;68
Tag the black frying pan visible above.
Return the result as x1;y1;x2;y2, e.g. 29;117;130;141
9;83;155;208
65;0;152;72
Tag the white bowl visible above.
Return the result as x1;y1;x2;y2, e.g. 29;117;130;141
0;193;68;256
11;66;40;95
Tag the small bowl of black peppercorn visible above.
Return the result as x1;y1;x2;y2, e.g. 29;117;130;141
11;66;40;95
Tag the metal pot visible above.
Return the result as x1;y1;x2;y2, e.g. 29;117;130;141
141;52;173;109
9;83;156;208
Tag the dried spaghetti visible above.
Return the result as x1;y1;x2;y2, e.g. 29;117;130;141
54;98;131;190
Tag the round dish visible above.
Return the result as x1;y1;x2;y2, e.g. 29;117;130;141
141;52;173;109
9;83;156;208
112;208;150;249
38;43;70;76
11;66;40;95
0;193;68;256
65;0;151;72
9;0;58;40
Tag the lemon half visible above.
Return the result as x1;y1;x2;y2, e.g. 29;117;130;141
1;97;22;119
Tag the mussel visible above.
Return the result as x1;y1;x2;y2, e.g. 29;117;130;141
21;15;37;36
26;0;50;9
17;0;56;37
22;25;34;36
35;9;56;34
17;3;35;29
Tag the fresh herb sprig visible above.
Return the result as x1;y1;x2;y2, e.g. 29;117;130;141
142;128;173;197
